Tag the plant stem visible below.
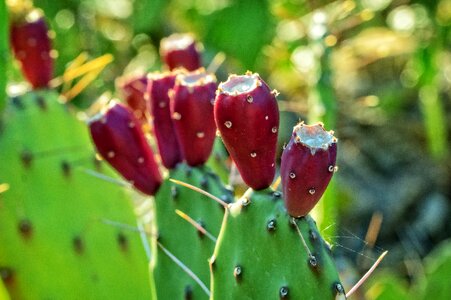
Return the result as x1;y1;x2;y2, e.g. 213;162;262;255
417;26;448;161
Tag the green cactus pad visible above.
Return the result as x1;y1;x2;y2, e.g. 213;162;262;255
151;163;232;300
211;189;345;300
0;90;152;299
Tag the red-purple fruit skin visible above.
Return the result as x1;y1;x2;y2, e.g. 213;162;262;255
160;34;201;71
89;102;162;196
214;74;279;190
280;125;337;217
148;72;182;169
118;75;148;122
171;72;217;166
10;12;53;89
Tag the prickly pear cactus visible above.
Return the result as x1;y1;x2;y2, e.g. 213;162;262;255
151;163;232;300
0;90;152;299
211;189;345;300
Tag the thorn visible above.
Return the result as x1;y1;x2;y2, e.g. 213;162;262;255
100;218;151;235
137;221;152;262
346;251;388;298
271;176;281;190
291;217;314;259
175;209;217;242
169;178;228;209
157;241;211;297
82;168;132;188
207;52;226;74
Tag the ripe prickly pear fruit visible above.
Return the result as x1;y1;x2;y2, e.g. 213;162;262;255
214;72;279;190
117;74;148;122
281;122;337;217
89;101;162;195
10;9;53;89
147;71;182;169
160;33;202;71
171;68;217;166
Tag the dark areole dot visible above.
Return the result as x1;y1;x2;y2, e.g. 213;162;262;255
18;219;33;238
11;96;25;110
309;229;317;242
233;265;242;282
200;177;209;189
241;197;250;207
117;232;128;251
279;286;289;299
308;255;318;270
267;219;277;232
73;236;84;254
334;282;345;295
35;95;47;110
171;186;178;199
184;285;193;300
20;150;33;168
61;160;71;177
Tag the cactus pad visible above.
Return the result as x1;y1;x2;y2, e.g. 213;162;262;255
151;163;232;300
211;189;345;300
0;90;152;299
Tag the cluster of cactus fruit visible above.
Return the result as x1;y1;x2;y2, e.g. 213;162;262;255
1;3;347;299
89;33;345;299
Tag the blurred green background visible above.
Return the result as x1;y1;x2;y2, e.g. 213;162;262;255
3;0;451;299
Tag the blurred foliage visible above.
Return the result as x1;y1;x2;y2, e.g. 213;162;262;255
366;272;409;300
0;0;7;112
366;239;451;300
418;239;451;299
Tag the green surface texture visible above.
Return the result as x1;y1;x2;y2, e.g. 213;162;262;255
151;164;232;300
211;189;344;300
0;90;152;299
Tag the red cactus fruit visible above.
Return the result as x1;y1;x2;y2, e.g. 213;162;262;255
147;71;182;169
170;68;217;166
10;9;53;89
214;72;279;190
280;122;337;217
160;33;202;71
117;75;148;123
89;101;162;196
